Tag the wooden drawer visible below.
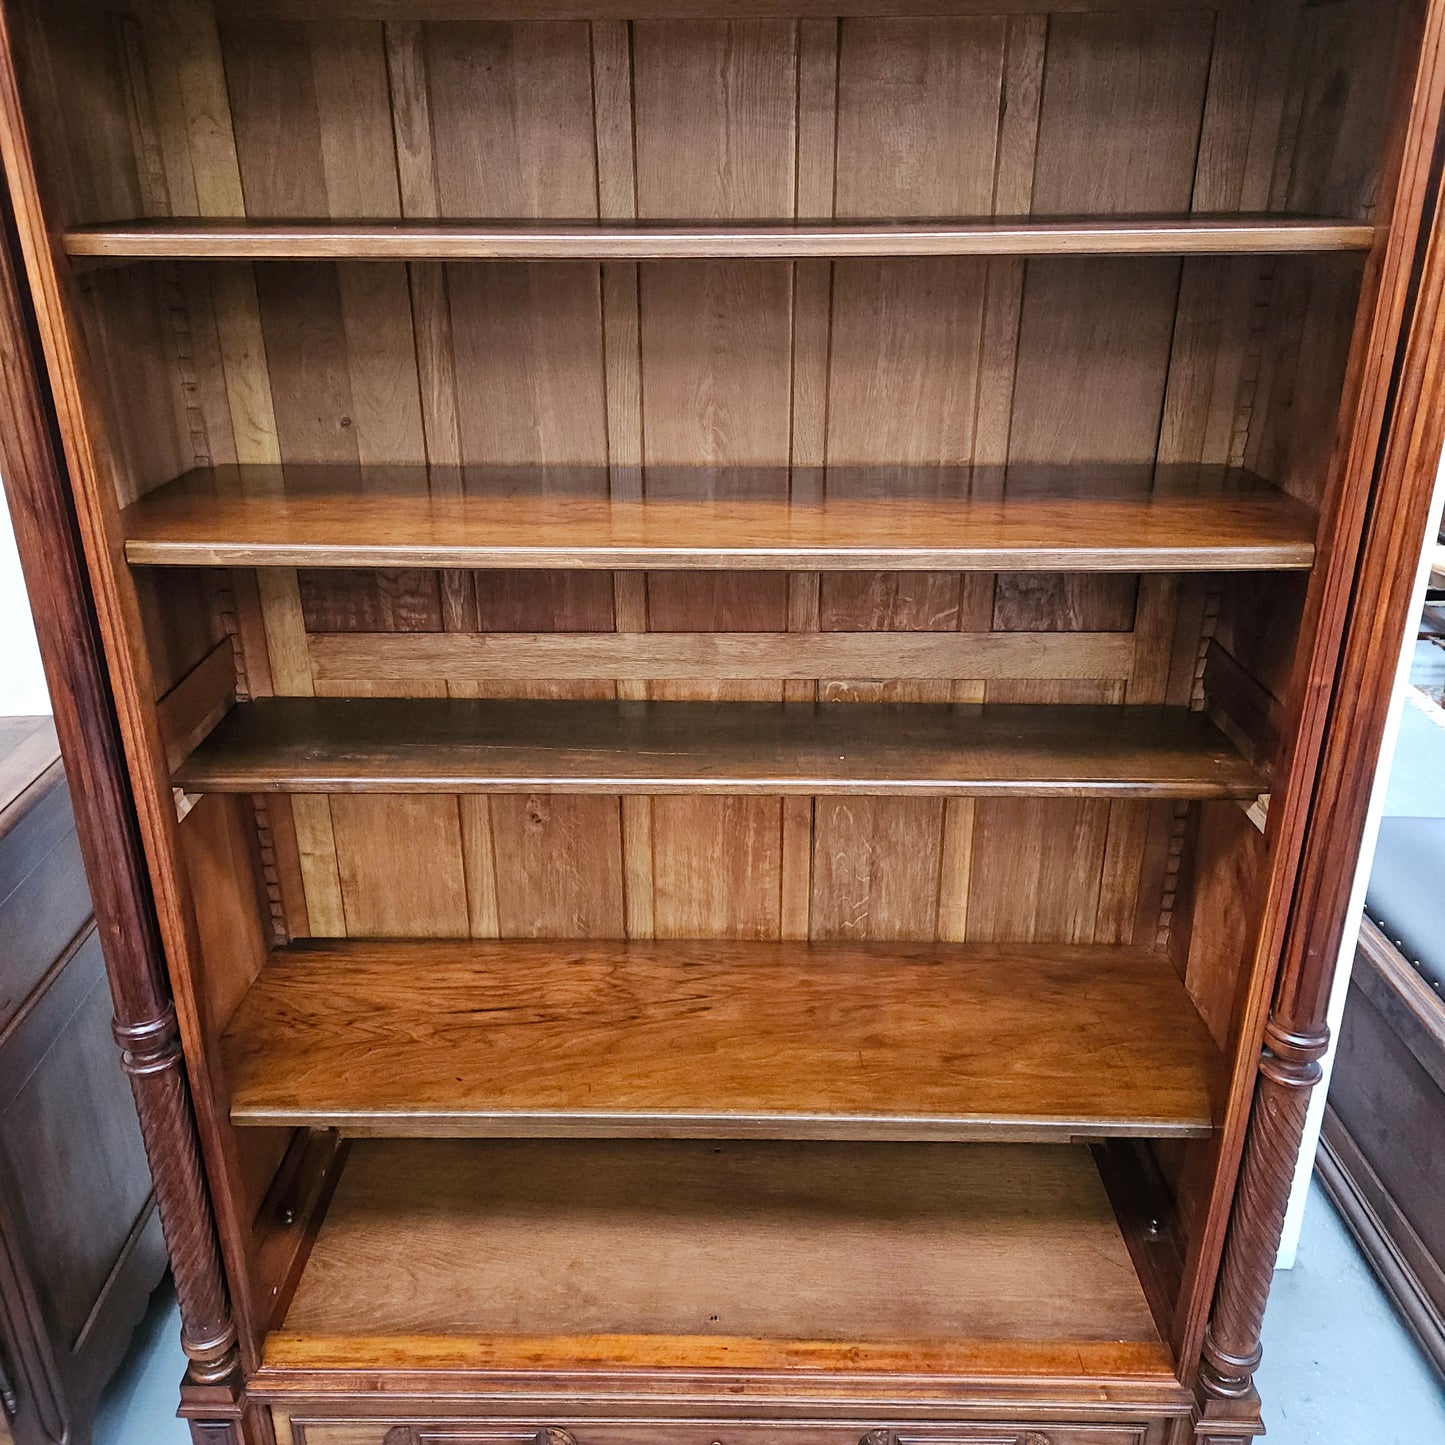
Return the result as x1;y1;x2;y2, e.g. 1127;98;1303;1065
280;1417;1154;1445
0;774;92;1029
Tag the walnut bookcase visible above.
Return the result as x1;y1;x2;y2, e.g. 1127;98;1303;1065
0;3;1442;1445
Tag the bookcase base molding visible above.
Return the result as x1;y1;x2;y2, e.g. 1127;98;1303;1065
3;2;1445;1444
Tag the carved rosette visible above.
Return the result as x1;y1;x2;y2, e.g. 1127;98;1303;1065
1200;1022;1328;1402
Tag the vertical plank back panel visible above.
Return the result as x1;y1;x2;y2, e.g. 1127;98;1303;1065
61;7;1358;958
629;20;801;938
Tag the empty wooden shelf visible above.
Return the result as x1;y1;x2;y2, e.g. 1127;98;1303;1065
269;1137;1170;1373
121;464;1317;572
221;939;1222;1141
64;215;1378;261
173;698;1264;800
2;2;1437;1442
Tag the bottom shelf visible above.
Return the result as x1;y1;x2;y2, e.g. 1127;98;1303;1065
268;1138;1173;1377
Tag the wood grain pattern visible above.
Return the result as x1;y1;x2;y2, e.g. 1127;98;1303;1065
155;637;236;774
120;465;1317;571
0;16;249;1390
173;697;1264;801
222;0;1218;17
220;939;1222;1142
62;217;1379;260
2;0;1435;1436
255;1333;1179;1389
307;629;1136;683
279;1138;1162;1343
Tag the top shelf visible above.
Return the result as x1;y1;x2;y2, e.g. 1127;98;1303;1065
64;216;1378;262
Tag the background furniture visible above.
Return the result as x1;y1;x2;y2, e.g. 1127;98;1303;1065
1317;827;1445;1377
1;4;1445;1445
0;716;167;1445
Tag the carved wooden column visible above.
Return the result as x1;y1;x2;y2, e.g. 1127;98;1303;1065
1197;43;1445;1437
0;180;240;1390
1198;1022;1328;1413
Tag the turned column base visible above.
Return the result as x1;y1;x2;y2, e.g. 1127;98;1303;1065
1194;1391;1265;1445
181;1378;276;1445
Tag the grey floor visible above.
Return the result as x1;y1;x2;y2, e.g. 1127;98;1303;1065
1258;1182;1445;1443
95;1179;1445;1445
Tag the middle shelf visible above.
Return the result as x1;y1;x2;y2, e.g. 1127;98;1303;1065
221;939;1223;1143
120;463;1317;572
174;698;1264;799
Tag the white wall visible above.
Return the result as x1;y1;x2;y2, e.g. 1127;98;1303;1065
0;487;52;715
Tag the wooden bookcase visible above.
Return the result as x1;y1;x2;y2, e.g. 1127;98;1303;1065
0;3;1443;1444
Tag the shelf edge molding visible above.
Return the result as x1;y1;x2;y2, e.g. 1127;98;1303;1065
173;697;1267;801
66;216;1379;261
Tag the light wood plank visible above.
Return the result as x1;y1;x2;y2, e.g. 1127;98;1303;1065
307;629;1136;683
279;1137;1163;1348
173;697;1264;800
65;216;1378;259
224;939;1221;1140
121;464;1318;571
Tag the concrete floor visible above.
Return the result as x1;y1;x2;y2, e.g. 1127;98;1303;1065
95;1179;1445;1445
1258;1182;1445;1443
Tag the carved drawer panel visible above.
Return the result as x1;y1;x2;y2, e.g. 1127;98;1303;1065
279;1416;1153;1445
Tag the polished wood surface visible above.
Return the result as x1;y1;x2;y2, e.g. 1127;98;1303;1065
0;19;259;1402
66;216;1377;262
275;1412;1169;1445
255;1337;1182;1398
122;466;1317;573
221;939;1221;1141
175;698;1263;800
279;1139;1161;1344
0;0;1435;1439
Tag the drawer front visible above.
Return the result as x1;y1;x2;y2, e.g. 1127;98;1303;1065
282;1417;1151;1445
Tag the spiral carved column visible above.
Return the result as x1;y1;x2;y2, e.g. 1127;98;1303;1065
114;1010;238;1382
1199;1022;1329;1410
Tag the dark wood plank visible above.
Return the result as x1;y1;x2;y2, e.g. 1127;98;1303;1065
217;0;1223;19
222;938;1222;1141
64;216;1378;260
121;464;1318;572
278;1138;1163;1345
174;697;1265;800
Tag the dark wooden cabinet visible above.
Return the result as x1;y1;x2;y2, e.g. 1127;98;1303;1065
0;717;167;1445
0;4;1444;1445
1319;914;1445;1376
